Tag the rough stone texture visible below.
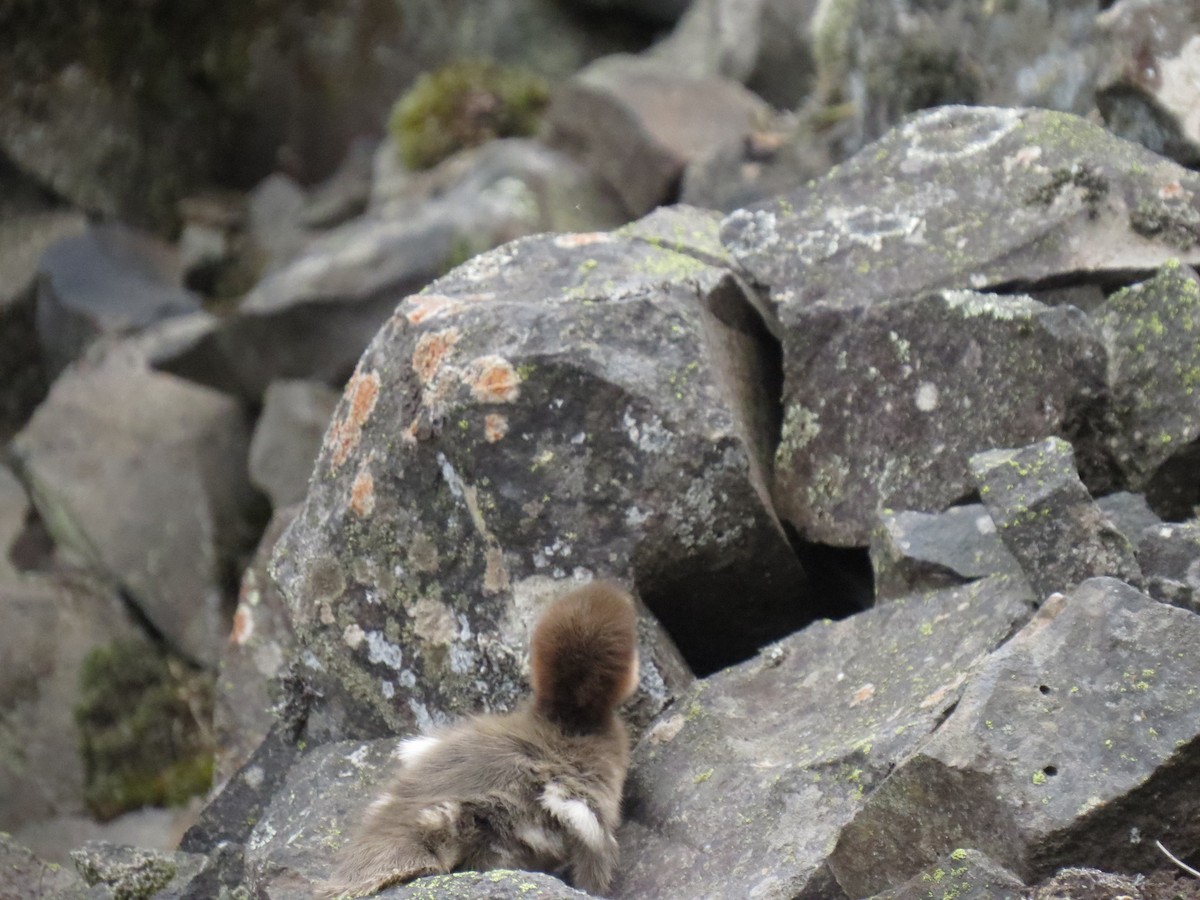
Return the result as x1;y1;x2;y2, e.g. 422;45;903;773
9;354;256;667
0;832;89;899
71;841;207;899
970;438;1142;600
723;105;1200;544
1096;2;1200;167
243;737;398;894
1096;491;1162;546
377;870;597;899
213;505;300;785
0;462;30;584
0;573;142;833
870;504;1025;603
614;575;1034;900
160;139;628;403
829;578;1200;895
35;223;202;376
866;848;1026;900
546;55;770;216
249;381;341;510
272;217;831;744
1097;261;1200;519
1136;520;1200;615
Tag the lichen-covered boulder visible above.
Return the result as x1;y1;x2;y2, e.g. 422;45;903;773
970;437;1142;599
613;575;1034;899
10;354;256;666
723;105;1200;545
272;213;821;742
869;504;1024;602
829;578;1200;895
71;841;208;899
1097;261;1200;518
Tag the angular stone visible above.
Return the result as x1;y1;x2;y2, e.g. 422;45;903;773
870;504;1024;602
71;841;207;898
546;55;770;216
866;849;1026;900
214;506;300;785
249;381;341;510
1136;520;1200;615
272;216;820;742
613;576;1033;899
971;438;1142;600
1095;491;1162;546
0;833;90;899
1097;261;1200;518
829;578;1200;895
10;355;255;666
771;287;1104;546
0;574;141;831
35;223;202;374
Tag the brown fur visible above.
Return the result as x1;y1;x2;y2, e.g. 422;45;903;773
319;581;639;898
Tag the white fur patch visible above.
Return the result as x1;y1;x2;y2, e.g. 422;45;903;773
397;734;441;767
540;783;605;851
366;792;395;817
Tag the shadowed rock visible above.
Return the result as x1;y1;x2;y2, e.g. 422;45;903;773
1136;520;1200;614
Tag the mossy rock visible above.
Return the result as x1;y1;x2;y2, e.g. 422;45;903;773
389;60;549;171
75;639;215;820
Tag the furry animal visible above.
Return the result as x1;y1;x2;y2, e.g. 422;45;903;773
319;581;640;898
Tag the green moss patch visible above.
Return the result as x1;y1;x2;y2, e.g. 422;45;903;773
75;640;215;820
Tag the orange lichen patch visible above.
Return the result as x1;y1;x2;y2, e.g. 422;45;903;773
404;294;466;325
230;606;254;645
1159;180;1185;200
849;683;876;707
328;369;381;469
350;463;376;517
412;328;461;385
554;232;613;248
484;413;509;442
465;355;521;403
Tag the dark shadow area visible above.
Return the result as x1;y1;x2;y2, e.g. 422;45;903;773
785;525;876;615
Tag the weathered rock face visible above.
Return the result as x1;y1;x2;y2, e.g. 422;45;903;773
249;381;341;510
614;576;1034;899
0;574;141;832
830;578;1200;895
35;223;202;375
723;105;1200;546
971;437;1142;600
9;354;256;667
272;214;825;743
1098;261;1200;518
546;55;770;216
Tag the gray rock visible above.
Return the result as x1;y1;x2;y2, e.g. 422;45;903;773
243;737;398;895
1095;491;1162;545
1136;520;1200;614
35;223;202;375
160;139;628;403
214;505;300;785
272;217;824;742
828;578;1200;894
723;105;1200;544
866;848;1026;900
0;462;30;583
0;833;90;899
301;136;377;229
546;55;770;216
870;504;1025;602
1095;2;1200;167
378;871;595;899
0;573;141;831
246;173;312;276
249;381;341;510
970;438;1142;600
1098;262;1200;519
614;575;1034;899
13;806;198;870
10;354;255;667
71;841;207;899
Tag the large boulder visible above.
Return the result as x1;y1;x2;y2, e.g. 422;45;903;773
9;354;256;667
829;578;1200;894
614;575;1034;899
722;105;1200;546
271;210;824;743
